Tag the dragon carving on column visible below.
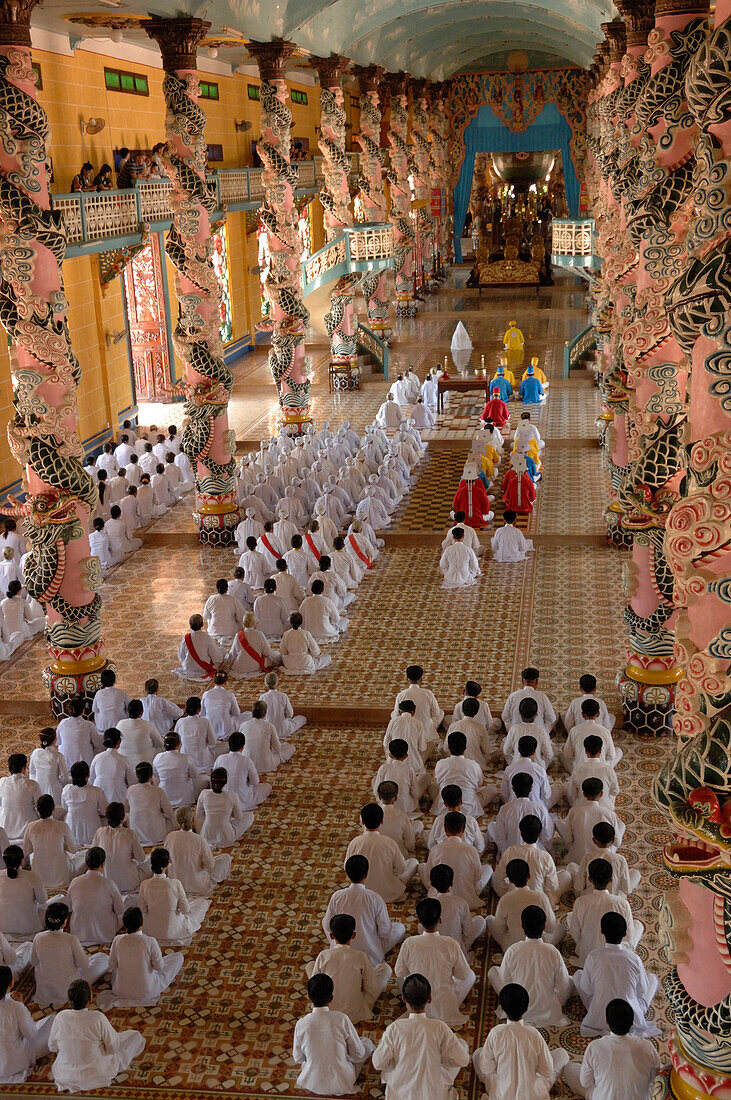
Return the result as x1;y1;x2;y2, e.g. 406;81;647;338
410;80;434;293
0;29;107;716
248;40;311;431
145;17;239;545
614;0;710;732
385;74;417;319
428;85;450;276
313;56;359;385
354;64;391;346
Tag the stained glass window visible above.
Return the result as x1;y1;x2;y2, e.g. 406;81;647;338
211;227;233;344
257;225;271;322
298;203;312;259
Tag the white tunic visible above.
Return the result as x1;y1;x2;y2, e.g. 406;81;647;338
487;884;556;950
501;758;552;805
49;1007;145;1093
61;783;108;846
23;817;78;888
576;1033;660;1099
258;688;305;739
0;868;47;938
92;825;147;896
240;716;291;773
31;929;108;1005
392;685;444;738
502;722;554;769
194;788;253;848
395;932;475;1027
345;831;415;903
29;746;70;803
372;1012;470;1100
138;874;209;944
475;1018;554;1100
174;715;217;773
127;783;175;845
422;836;490;910
300;593;344;643
310;942;388;1023
225;628;278;679
433;757;484;819
385;713;429;770
153;750;202;809
428;811;485;856
501;687;556;732
560;802;625;865
442;717;494;770
372;758;421;816
488;797;554;857
0;773;41;841
203;592;245;642
490;938;571;1026
105;929;183;1006
56;716;102;768
568;889;638;965
292;1005;372;1096
439;542;481;588
201;685;241;739
564;694;616;733
0;993;51;1081
253;592;289;638
216;750;270;811
279;626;331;673
575;942;659;1036
322;882;403;966
173;631;223;681
164;828;231;896
491;524;534;562
568;759;620;805
67;869;124;945
493;842;559;898
572;849;638;898
89;748;136;806
563;720;622;770
116;717;164;767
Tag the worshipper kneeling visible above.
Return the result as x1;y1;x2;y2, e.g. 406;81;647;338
173;615;224;681
451;457;493;529
439;527;481;589
563;998;660;1100
0;964;54;1083
49;978;145;1094
491;510;534;562
292;973;375;1096
306;913;391;1025
98;905;184;1009
279;612;332;674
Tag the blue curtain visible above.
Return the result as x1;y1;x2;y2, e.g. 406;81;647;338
453;102;580;261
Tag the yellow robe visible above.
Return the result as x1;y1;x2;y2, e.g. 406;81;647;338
480;444;500;479
503;325;524;350
522;365;548;385
492;367;516;388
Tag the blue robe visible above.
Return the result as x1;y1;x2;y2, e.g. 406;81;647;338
519;377;544;404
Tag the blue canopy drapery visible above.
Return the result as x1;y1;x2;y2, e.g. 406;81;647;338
453;101;580;261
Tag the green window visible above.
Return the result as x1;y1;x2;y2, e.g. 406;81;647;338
247;84;260;101
291;89;308;106
199;80;219;101
104;67;149;97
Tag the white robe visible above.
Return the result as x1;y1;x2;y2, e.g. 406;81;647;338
502;722;554;770
102;930;183;1007
56;715;101;769
568;889;641;965
225;629;278;679
292;1006;373;1096
559;801;626;865
433;757;485;819
126;783;175;846
0;993;52;1082
564;694;616;733
279;626;332;673
253;592;289;639
216;750;271;811
322;882;404;966
567;1033;660;1100
571;849;640;898
501;687;556;733
0;773;41;841
485;884;558;951
67;869;124;945
49;1007;145;1093
574;942;660;1036
372;1012;470;1100
28;746;70;804
194;788;253;848
173;632;223;681
345;831;417;904
0;869;46;939
491;525;534;562
239;716;294;773
308;942;390;1024
487;797;555;857
395;932;475;1027
91;686;130;732
492;842;562;899
258;688;306;738
174;714;217;773
153;750;205;809
474;1018;557;1100
392;684;444;740
420;835;491;910
164;829;231;897
300;593;345;643
138;874;209;945
89;748;136;805
23;817;79;889
489;937;571;1026
203;593;245;643
31;929;108;1005
61;783;108;847
428;811;485;856
92;825;148;897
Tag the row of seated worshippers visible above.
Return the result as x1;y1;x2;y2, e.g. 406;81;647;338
290;666;661;1100
85;423;195;576
381;367;438;431
0;524;45;660
0;661;307;1089
172;417;425;681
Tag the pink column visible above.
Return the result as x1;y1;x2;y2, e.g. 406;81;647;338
248;40;311;432
410;79;434;294
0;6;108;716
384;72;417;319
145;17;239;546
354;64;392;346
312;55;358;384
428;84;450;276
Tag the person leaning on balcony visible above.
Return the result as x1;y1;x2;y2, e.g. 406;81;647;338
71;162;94;192
94;164;113;191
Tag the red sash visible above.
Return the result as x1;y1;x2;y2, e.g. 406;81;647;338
348;534;373;568
305;532;321;562
237;631;269;672
260;533;281;560
184;633;215;677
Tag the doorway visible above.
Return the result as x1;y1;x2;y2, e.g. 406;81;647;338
123;233;173;402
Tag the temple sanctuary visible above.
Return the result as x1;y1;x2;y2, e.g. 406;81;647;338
0;0;727;1096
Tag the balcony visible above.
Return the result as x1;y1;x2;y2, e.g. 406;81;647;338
302;223;394;295
550;218;601;269
52;161;323;257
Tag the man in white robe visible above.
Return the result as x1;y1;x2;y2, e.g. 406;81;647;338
279;614;332;673
203;579;246;646
419;814;491;910
345;804;418;903
485;856;562;950
322;855;405;966
488;905;572;1026
563;675;616;732
372;973;470;1098
501;668;556;732
568;858;642;965
563;998;661;1099
573;912;659;1037
474;982;568;1100
49;978;145;1092
376;394;404;430
491;510;534;562
307;913;390;1024
392;665;444;741
443;512;483;557
395;898;475;1028
440;528;481;589
292;973;374;1096
301;583;347;643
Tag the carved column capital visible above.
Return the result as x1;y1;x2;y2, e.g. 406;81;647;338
311;53;350;88
247;38;297;81
353;63;384;93
384;70;409;99
603;17;627;62
145;16;210;70
0;0;41;47
410;77;430;104
616;0;656;45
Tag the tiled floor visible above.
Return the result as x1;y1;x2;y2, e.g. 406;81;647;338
0;270;673;1099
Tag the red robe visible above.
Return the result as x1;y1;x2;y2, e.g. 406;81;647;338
481;396;510;427
501;469;536;514
452;478;492;528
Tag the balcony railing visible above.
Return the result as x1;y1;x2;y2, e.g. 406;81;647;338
51;162;319;250
550;218;599;268
302;222;394;294
313;152;360;183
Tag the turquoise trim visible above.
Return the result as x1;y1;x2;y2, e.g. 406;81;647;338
301;224;394;298
66;233;143;258
356;322;389;381
158;229;177;389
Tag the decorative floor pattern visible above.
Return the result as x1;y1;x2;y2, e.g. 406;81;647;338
0;271;675;1099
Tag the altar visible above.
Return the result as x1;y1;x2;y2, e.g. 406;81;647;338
437;372;491;413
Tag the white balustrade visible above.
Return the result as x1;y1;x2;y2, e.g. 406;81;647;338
551;219;594;256
53;196;83;244
84;192;139;240
348;224;394;261
218;171;250;205
138;179;173;223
